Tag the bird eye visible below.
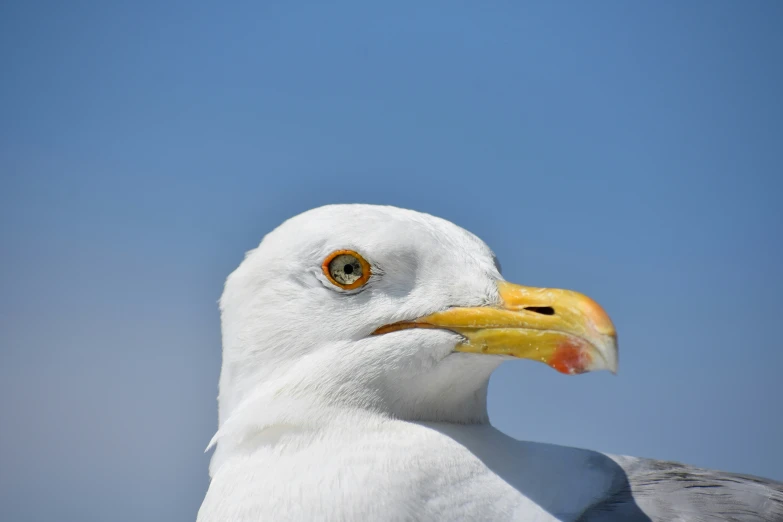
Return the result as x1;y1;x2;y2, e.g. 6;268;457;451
322;250;371;290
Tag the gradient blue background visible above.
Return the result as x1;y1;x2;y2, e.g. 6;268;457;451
1;2;781;521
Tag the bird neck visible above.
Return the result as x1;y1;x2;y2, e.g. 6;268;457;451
208;353;502;477
216;355;502;452
374;352;500;424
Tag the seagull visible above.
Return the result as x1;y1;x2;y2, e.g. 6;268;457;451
198;204;782;521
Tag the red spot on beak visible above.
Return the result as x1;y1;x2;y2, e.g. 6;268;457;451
549;338;592;375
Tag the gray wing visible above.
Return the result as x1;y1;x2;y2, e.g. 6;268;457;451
580;457;783;521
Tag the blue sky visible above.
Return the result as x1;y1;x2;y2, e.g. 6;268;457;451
1;2;781;521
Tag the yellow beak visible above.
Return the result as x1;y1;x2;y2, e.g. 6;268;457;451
373;281;618;375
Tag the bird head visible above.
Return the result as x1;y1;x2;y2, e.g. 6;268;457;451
216;204;617;429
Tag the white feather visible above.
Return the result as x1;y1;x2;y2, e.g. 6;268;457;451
198;204;783;522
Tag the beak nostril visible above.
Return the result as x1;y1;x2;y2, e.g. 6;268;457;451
524;306;555;316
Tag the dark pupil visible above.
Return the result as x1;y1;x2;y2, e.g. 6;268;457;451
343;263;354;275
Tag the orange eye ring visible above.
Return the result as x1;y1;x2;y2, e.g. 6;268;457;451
322;249;372;290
